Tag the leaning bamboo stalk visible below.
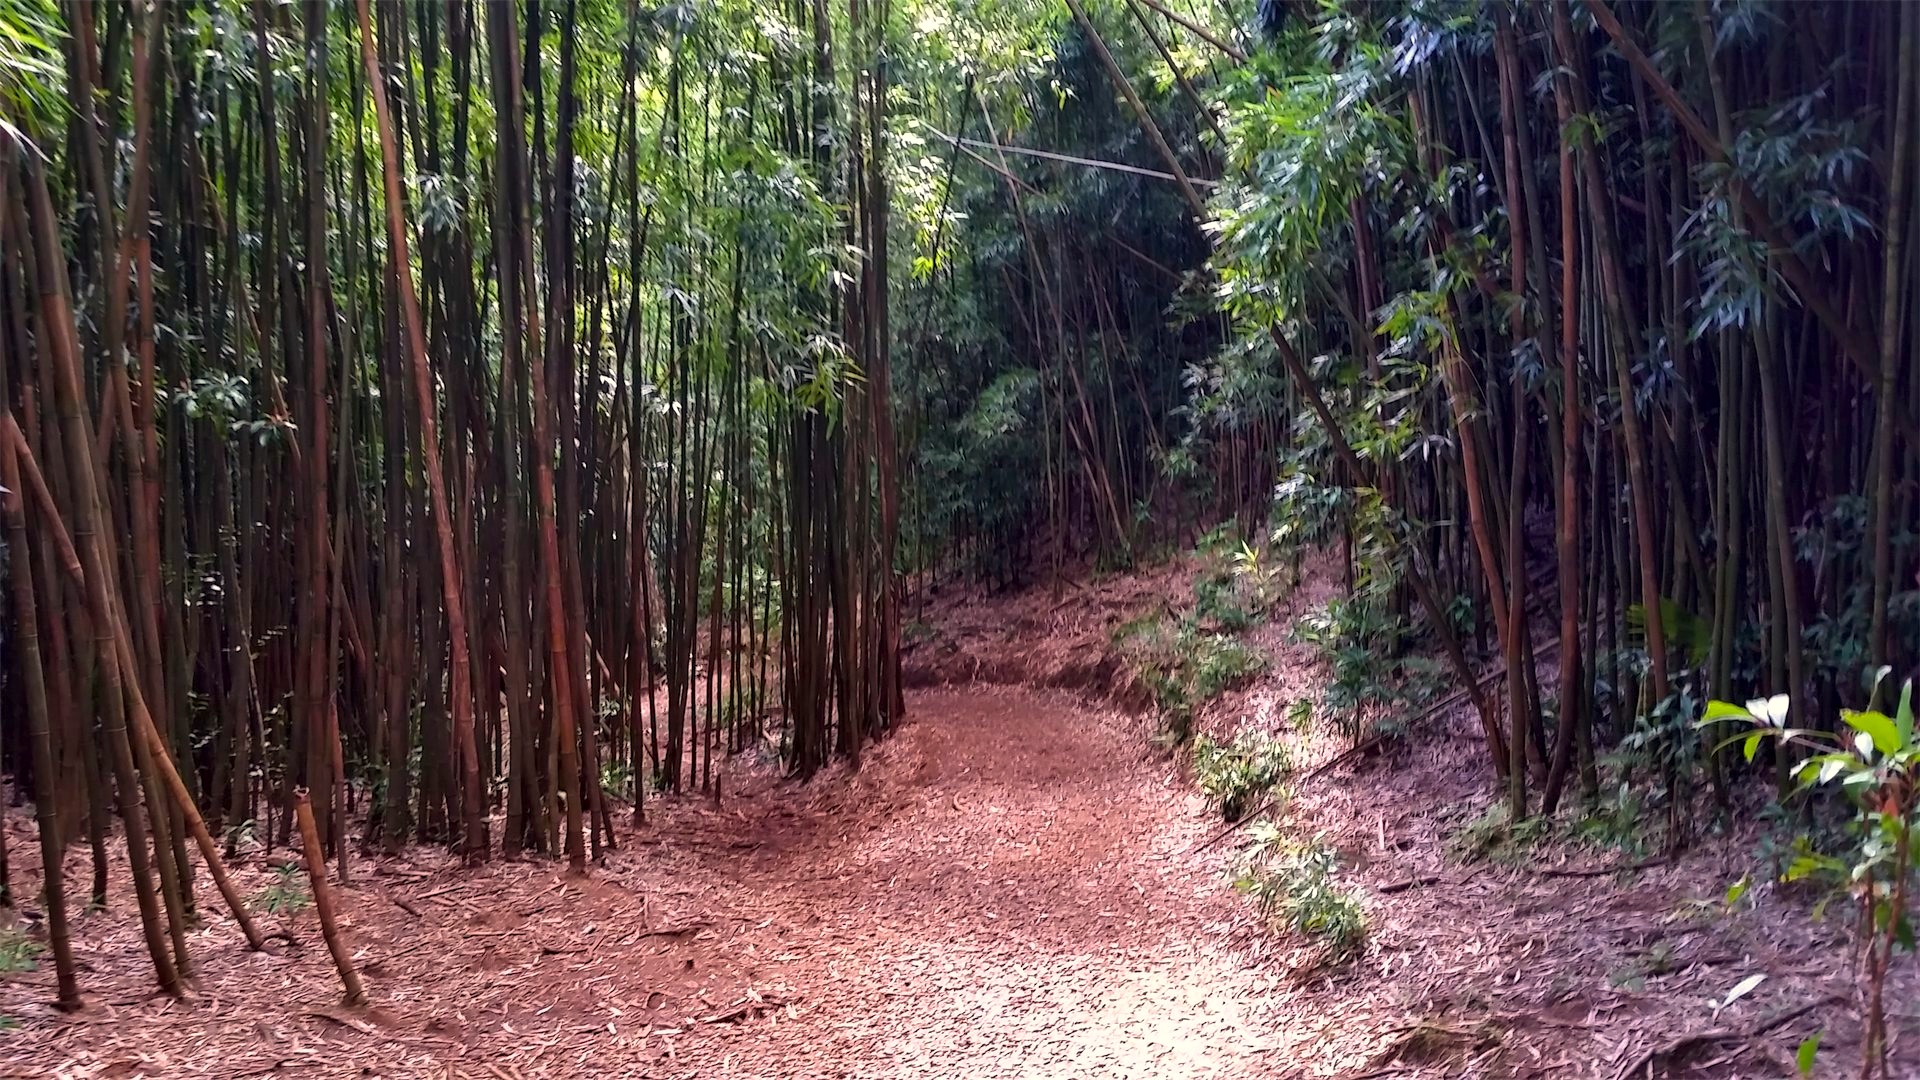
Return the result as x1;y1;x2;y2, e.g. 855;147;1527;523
1;217;269;950
0;188;81;1004
21;147;181;995
294;790;366;1005
3;217;270;951
2;420;82;584
109;606;269;950
1062;0;1208;219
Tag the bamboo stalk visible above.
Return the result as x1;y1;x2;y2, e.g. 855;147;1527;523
294;791;366;1006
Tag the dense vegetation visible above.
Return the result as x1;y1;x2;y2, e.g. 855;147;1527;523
0;0;1915;1060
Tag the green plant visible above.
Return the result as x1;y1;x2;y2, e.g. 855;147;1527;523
1194;566;1256;632
1614;688;1705;848
1193;732;1292;821
0;930;42;974
1191;632;1264;700
1113;612;1266;744
1193;522;1241;556
253;861;312;915
1228;539;1288;612
1565;786;1653;858
1700;675;1918;1077
1235;825;1367;954
1446;801;1550;865
1290;598;1428;741
601;758;635;801
1286;697;1314;731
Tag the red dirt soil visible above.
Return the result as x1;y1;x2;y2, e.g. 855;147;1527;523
4;553;1916;1078
1;686;1286;1079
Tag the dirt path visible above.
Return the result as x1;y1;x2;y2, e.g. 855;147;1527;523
671;687;1278;1079
3;687;1283;1079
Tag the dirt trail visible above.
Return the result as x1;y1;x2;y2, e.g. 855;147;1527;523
3;687;1283;1079
680;687;1278;1079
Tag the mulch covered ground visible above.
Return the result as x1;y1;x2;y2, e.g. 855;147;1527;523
905;554;1918;1078
2;556;1916;1078
2;685;1286;1079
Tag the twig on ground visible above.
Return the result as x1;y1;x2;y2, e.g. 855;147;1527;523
637;922;711;939
698;991;793;1024
1609;993;1844;1080
1533;857;1669;879
1198;800;1282;851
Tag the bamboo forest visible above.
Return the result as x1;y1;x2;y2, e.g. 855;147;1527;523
0;0;1917;1075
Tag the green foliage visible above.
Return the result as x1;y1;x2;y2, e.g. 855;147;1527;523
1193;565;1256;632
253;862;312;915
1228;539;1288;611
600;757;636;802
1192;634;1264;700
1290;597;1437;741
1285;697;1314;731
1446;802;1550;866
1796;1031;1822;1075
0;929;42;975
1563;787;1652;859
0;0;67;145
913;368;1044;581
1702;676;1920;1072
1192;731;1292;822
1114;609;1265;743
1235;825;1367;955
1611;689;1706;846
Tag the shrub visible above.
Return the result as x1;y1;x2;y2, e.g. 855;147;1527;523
1191;632;1264;699
1235;825;1367;954
1113;612;1266;743
1291;597;1436;741
1193;732;1292;821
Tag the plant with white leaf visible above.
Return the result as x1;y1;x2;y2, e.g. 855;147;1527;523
1699;672;1916;1078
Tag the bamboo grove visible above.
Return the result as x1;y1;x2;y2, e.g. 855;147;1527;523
0;0;903;1001
897;0;1919;834
1;0;1917;1014
891;0;1917;850
1198;0;1920;826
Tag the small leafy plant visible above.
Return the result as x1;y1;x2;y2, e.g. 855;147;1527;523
1228;539;1288;611
1286;697;1314;731
0;929;43;974
1192;732;1292;821
1195;565;1257;632
1235;825;1367;955
1290;598;1435;742
1114;612;1266;745
1700;674;1916;1078
1446;801;1550;865
253;861;312;915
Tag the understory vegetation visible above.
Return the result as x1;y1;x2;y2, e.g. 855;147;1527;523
1191;729;1290;822
0;0;1914;1066
1234;823;1368;956
1110;558;1268;743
